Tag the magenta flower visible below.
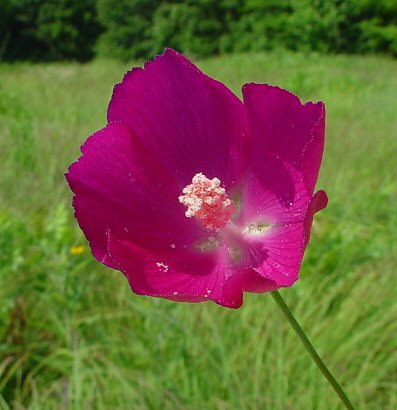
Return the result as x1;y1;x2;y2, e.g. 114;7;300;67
66;49;327;308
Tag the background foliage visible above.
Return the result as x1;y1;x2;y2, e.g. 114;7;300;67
1;0;397;61
1;1;397;409
0;50;396;409
1;0;101;61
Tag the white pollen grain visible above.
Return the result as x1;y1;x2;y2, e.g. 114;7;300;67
156;262;169;272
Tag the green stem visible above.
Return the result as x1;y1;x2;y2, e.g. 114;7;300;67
270;290;355;410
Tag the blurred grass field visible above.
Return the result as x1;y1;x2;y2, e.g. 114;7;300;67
0;51;396;409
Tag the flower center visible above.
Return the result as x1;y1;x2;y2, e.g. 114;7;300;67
179;173;235;230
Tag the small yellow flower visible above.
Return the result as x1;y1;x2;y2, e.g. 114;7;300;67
70;245;86;256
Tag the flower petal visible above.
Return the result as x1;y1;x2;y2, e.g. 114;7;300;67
255;189;327;287
107;234;245;308
257;224;305;287
242;83;325;195
237;156;310;227
223;268;278;295
108;49;249;190
66;123;207;267
236;158;313;287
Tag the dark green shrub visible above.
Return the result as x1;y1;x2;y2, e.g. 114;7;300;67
36;0;102;61
2;0;101;61
2;0;397;61
150;0;232;57
96;0;161;60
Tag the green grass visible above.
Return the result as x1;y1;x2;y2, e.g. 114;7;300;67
0;50;396;409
